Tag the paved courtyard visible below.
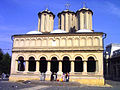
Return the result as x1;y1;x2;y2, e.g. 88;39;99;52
0;78;120;90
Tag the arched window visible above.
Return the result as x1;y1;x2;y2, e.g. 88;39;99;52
87;57;96;72
18;56;25;71
62;56;71;73
40;57;47;73
51;57;58;73
75;57;83;72
28;57;36;71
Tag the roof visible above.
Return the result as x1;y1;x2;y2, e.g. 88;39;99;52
57;9;75;17
76;7;93;15
76;29;93;33
50;29;67;33
38;9;55;18
26;31;42;34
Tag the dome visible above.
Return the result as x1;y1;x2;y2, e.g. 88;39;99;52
26;31;42;34
50;29;67;33
76;29;92;33
38;9;55;18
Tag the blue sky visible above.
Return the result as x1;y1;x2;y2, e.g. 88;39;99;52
0;0;120;55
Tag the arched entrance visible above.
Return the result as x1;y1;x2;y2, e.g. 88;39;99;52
40;57;47;73
28;57;36;71
75;57;83;72
62;56;71;73
18;56;25;71
51;57;58;73
87;57;96;72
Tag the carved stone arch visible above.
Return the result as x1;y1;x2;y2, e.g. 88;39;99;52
39;54;48;60
61;54;72;60
50;54;60;60
55;38;60;46
36;38;42;46
94;37;100;46
67;38;72;46
27;54;37;60
14;39;19;47
49;38;54;46
74;38;79;46
61;38;66;46
16;54;26;60
20;39;25;47
43;38;47;46
73;54;84;61
81;37;86;46
86;54;97;60
26;39;30;46
87;37;92;46
30;39;36;46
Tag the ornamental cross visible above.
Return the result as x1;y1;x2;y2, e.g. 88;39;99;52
82;1;86;8
65;3;70;10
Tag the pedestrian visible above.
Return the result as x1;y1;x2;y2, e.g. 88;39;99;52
65;72;69;82
1;73;5;80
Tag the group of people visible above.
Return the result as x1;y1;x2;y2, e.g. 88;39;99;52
51;72;69;82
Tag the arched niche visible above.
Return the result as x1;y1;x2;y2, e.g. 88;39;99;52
18;56;25;71
28;57;36;71
87;57;96;72
75;56;83;72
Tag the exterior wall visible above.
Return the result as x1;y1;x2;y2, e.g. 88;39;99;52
10;33;104;85
58;13;76;32
13;34;102;48
76;10;93;30
38;13;54;33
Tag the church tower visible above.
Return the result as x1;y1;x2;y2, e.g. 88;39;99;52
57;7;76;32
38;9;55;33
76;4;93;31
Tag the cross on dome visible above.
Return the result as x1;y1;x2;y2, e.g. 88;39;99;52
82;1;87;8
65;3;70;10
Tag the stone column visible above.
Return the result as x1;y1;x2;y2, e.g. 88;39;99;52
58;16;60;29
46;14;49;32
57;61;63;75
80;12;84;30
52;17;54;31
15;60;18;72
86;11;89;29
41;14;44;32
70;61;74;74
96;60;99;72
38;16;41;31
35;61;40;73
65;13;68;32
61;14;64;30
90;12;92;30
25;60;28;72
46;61;51;74
82;61;87;75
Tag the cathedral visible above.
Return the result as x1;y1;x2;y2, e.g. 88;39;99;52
9;4;105;85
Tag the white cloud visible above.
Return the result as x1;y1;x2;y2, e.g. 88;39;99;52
105;2;120;17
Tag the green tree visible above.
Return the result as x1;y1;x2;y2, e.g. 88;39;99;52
0;49;3;74
1;53;11;74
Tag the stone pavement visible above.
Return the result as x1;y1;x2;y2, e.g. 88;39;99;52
1;78;120;90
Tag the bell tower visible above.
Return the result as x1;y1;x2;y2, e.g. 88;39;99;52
76;2;93;31
57;3;76;33
38;9;55;33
